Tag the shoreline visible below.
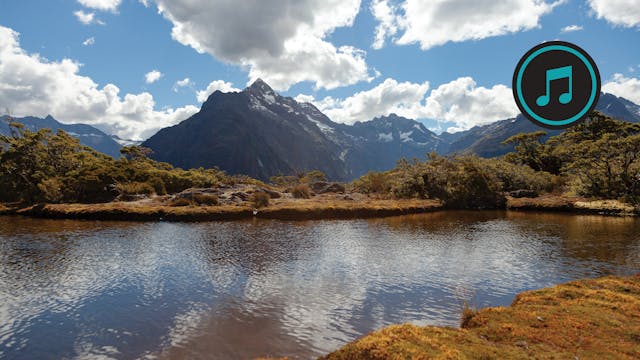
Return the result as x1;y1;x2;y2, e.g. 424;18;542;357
0;194;637;222
1;199;444;222
324;274;640;359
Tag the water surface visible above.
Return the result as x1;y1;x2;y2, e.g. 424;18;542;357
0;211;638;359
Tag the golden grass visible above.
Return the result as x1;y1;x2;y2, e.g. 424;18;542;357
12;198;443;222
324;275;640;359
508;194;638;215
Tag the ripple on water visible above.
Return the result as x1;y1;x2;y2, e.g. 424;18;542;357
0;212;639;359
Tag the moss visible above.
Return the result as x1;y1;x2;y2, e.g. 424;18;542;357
324;275;640;359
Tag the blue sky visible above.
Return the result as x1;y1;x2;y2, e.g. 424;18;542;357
0;0;639;139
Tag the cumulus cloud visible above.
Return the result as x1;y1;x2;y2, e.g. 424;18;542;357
561;24;583;32
77;0;121;12
0;25;198;140
196;80;240;103
588;0;640;27
82;37;95;46
74;10;97;25
298;77;518;131
146;0;372;91
172;77;194;92
603;73;640;104
371;0;560;50
144;70;163;84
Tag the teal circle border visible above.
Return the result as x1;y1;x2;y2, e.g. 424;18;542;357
515;44;598;126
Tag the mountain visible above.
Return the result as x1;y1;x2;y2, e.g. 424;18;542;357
338;114;447;176
0;115;122;158
441;93;640;157
143;79;350;180
143;79;443;180
142;78;640;180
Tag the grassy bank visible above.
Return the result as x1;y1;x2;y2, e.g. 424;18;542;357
324;274;640;359
507;194;638;215
2;193;638;221
8;198;443;222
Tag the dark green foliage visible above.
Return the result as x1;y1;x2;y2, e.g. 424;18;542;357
0;127;230;204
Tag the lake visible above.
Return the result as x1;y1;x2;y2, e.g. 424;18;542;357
0;211;638;359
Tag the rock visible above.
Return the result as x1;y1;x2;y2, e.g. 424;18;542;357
509;189;539;198
175;188;219;199
310;181;346;194
343;195;354;201
259;188;282;199
231;192;251;201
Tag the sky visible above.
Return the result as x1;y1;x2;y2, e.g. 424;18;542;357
0;0;639;140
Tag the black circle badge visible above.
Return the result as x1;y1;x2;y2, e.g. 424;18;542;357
512;41;601;129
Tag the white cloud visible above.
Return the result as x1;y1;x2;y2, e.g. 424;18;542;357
588;0;640;27
77;0;121;12
196;80;240;103
145;70;163;84
371;0;560;50
74;10;96;25
0;25;198;140
146;0;372;91
603;73;640;104
299;77;518;131
561;24;583;32
82;37;95;46
172;77;194;92
371;0;399;49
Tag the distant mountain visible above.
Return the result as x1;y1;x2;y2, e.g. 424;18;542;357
0;115;122;158
441;93;640;157
143;79;443;180
110;134;143;147
338;114;447;175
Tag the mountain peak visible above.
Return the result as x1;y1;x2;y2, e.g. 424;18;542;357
248;78;274;94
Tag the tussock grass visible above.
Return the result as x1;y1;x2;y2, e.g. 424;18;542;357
508;194;639;215
324;275;640;359
13;198;442;222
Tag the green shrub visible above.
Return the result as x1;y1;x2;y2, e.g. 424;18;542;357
37;178;64;203
252;191;270;208
291;184;311;199
148;176;167;195
352;171;392;195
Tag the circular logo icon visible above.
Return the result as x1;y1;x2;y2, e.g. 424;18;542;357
512;41;600;129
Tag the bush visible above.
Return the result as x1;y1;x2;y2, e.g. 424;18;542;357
252;191;270;208
192;193;219;206
291;184;311;199
37;178;64;203
483;158;557;193
169;197;192;206
352;171;392;195
148;176;167;196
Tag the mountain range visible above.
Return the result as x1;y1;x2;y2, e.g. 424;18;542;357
4;80;639;181
0;115;122;158
142;79;640;180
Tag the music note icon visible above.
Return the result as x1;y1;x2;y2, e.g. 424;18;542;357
536;65;573;107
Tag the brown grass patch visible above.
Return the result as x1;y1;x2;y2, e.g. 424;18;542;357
324;275;640;359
